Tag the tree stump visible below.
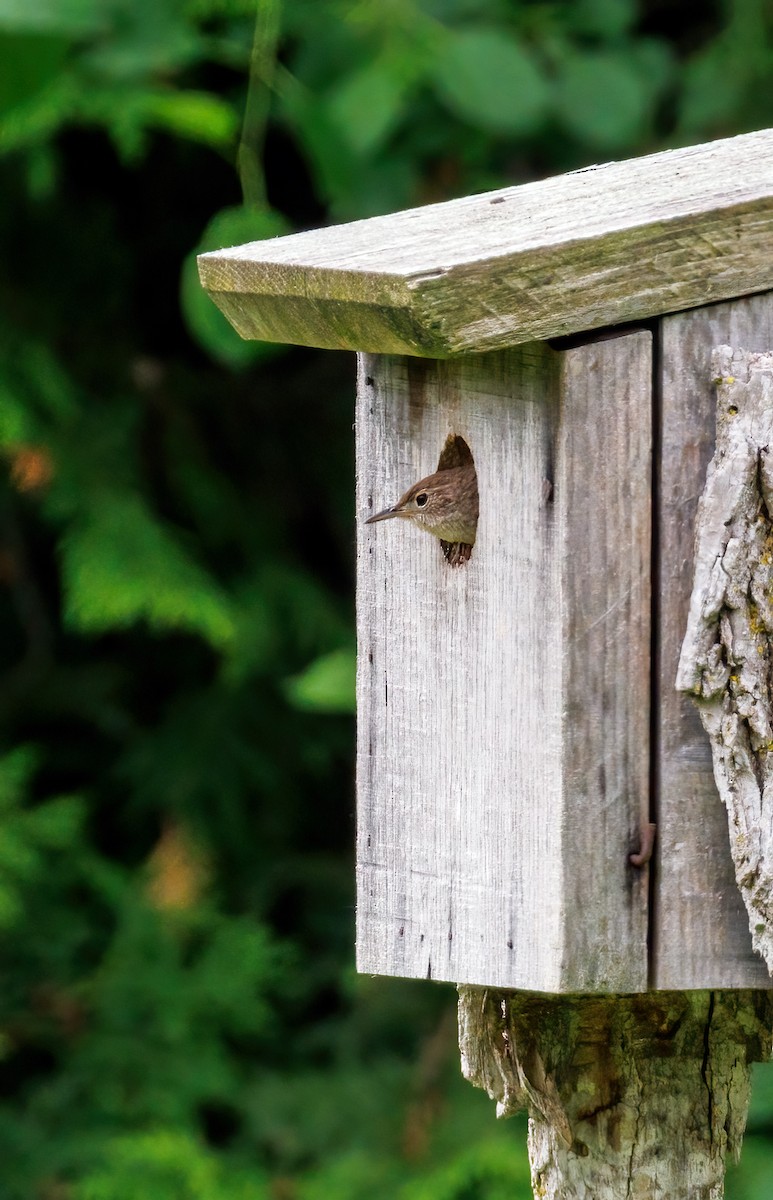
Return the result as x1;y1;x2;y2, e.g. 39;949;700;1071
459;986;773;1200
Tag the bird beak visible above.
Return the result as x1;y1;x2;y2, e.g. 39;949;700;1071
365;506;400;524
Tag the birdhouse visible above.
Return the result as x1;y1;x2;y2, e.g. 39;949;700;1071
200;126;773;994
200;129;773;1198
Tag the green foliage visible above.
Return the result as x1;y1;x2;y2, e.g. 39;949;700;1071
724;1062;773;1199
180;205;291;367
0;0;772;1196
553;45;672;149
284;647;356;714
402;1140;533;1199
61;493;237;645
0;746;85;928
431;27;551;135
677;0;773;137
75;1130;269;1200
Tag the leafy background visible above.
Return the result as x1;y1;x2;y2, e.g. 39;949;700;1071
0;0;773;1196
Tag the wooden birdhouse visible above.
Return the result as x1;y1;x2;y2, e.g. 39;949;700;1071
199;128;773;1199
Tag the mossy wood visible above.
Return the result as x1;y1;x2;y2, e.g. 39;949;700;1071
199;129;773;357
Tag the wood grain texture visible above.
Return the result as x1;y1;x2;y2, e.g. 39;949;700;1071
356;333;651;992
459;985;773;1199
677;348;773;975
655;294;773;989
199;130;773;357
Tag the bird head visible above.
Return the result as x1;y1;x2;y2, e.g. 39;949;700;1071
365;464;478;546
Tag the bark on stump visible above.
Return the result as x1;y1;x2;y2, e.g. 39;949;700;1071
459;986;773;1199
678;347;773;973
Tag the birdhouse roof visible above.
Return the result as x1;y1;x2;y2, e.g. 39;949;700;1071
198;128;773;357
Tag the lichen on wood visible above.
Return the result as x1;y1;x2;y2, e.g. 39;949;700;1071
677;347;773;973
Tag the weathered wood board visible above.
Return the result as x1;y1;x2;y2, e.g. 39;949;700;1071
356;333;651;991
199;130;773;357
654;292;773;988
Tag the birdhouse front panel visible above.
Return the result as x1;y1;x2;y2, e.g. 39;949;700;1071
356;335;652;992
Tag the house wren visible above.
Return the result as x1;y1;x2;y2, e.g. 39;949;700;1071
365;435;479;566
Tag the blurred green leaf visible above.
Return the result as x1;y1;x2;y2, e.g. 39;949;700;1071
141;90;239;149
0;0;107;35
336;153;418;219
181;204;291;366
327;58;413;155
284;647;355;714
0;745;37;808
0;339;80;446
726;1131;773;1200
186;0;258;15
59;492;236;647
80;0;203;79
76;1129;268;1200
678;39;751;134
277;68;361;212
219;593;278;685
0;69;77;152
296;1150;399;1200
431;26;550;134
554;49;652;149
0;384;33;445
0;747;86;931
568;0;636;39
401;1138;533;1200
0;33;69;113
627;37;675;89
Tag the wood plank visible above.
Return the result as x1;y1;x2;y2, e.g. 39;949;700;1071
559;338;651;986
355;333;651;991
199;130;773;357
655;293;773;988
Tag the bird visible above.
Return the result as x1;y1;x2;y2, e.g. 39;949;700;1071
365;436;479;567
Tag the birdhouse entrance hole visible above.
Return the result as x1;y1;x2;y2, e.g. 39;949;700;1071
432;433;479;566
365;431;479;567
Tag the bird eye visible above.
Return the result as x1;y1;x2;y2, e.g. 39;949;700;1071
415;492;428;508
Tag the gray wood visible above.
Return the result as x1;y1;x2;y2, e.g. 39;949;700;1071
459;985;773;1199
356;333;651;991
677;347;773;975
199;130;773;358
655;294;773;989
